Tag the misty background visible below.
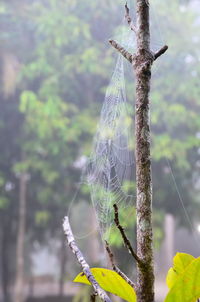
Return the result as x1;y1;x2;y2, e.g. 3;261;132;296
0;0;200;301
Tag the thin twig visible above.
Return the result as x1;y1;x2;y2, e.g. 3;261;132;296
105;241;136;289
154;45;168;60
63;217;112;302
109;40;133;63
125;2;137;33
113;204;142;265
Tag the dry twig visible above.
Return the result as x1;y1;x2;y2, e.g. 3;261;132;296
109;38;168;65
105;241;136;289
63;217;112;302
125;2;137;33
109;40;133;63
113;204;142;265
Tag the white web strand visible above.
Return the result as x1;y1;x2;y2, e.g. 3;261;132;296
166;159;200;251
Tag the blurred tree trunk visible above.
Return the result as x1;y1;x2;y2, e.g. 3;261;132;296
1;226;11;302
2;52;20;98
164;214;175;269
28;276;34;298
58;234;67;297
14;172;28;302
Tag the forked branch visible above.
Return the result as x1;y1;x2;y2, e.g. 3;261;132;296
105;240;136;289
109;40;168;65
113;204;142;265
63;217;112;302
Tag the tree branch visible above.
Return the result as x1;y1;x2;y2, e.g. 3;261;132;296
154;45;168;61
109;40;133;63
105;241;136;289
113;204;142;265
63;217;112;302
125;2;137;33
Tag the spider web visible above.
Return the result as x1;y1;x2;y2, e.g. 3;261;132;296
70;12;165;240
85;30;136;239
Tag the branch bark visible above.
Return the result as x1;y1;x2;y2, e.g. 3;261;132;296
109;40;133;63
154;45;168;61
63;217;112;302
134;0;154;301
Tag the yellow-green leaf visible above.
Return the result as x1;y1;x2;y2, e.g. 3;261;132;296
164;257;200;302
73;268;136;302
166;253;195;289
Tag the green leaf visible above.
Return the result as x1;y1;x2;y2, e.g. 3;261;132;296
165;257;200;302
166;253;195;289
73;268;136;302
